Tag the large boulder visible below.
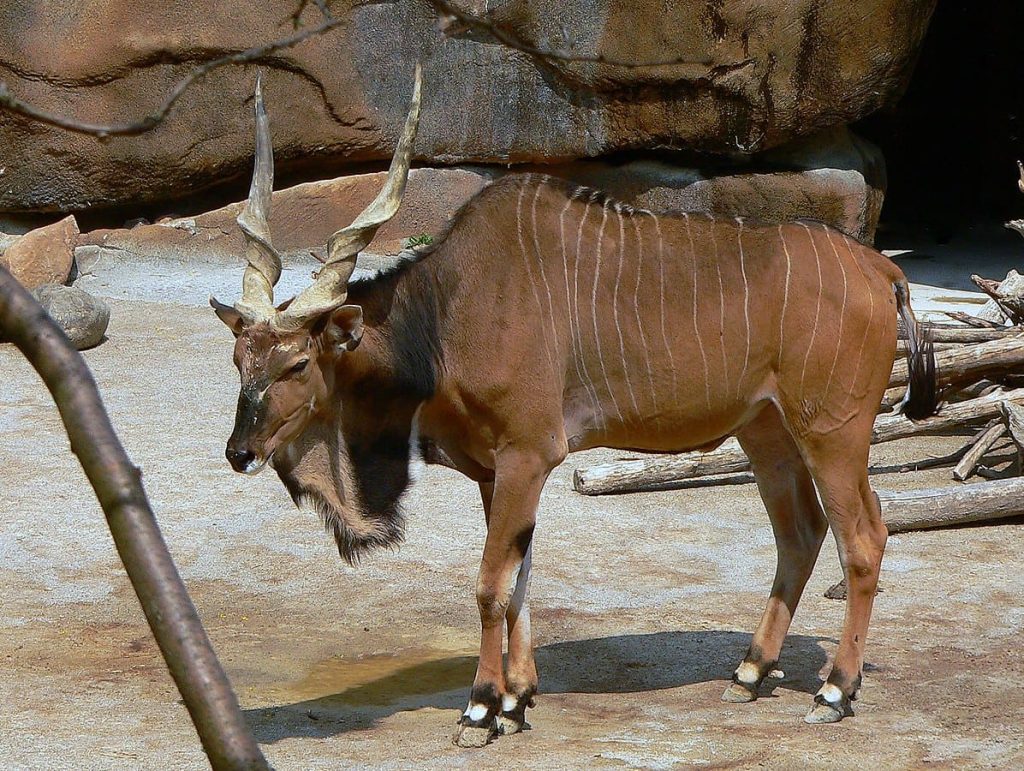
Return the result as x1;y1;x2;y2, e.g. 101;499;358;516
541;127;885;242
0;215;78;288
1;0;934;213
77;128;884;275
31;284;110;350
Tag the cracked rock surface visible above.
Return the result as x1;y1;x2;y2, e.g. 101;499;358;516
1;0;935;213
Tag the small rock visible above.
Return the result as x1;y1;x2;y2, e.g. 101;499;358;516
0;215;79;289
72;245;103;277
823;577;884;600
824;579;848;600
0;232;19;254
31;284;110;350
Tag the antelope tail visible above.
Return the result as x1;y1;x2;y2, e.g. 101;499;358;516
895;280;938;421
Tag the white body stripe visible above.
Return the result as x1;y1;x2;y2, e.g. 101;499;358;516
613;209;640;415
798;223;823;397
631;216;659;420
559;197;603;426
823;228;849;397
648;212;678;400
592;202;625;423
516;184;556;371
711;228;730;397
684;214;712;410
572;201;605;429
737;218;751;396
842;236;876;410
778;225;793;367
531;183;561;362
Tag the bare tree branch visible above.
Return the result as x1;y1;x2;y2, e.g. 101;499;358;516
427;0;716;69
290;0;332;27
0;264;269;770
0;12;346;139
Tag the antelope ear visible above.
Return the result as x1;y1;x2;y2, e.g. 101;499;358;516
326;304;364;351
210;296;245;337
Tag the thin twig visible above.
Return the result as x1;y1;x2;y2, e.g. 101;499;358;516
0;14;346;138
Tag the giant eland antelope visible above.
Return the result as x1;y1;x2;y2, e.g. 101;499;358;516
212;67;937;746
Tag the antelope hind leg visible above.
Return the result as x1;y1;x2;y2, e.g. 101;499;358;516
724;406;828;704
797;430;886;724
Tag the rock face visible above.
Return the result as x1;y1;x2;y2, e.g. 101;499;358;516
0;0;935;213
31;284;110;350
0;216;79;288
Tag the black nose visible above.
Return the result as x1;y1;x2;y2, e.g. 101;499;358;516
226;446;255;473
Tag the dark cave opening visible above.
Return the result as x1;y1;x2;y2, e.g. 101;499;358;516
856;1;1024;239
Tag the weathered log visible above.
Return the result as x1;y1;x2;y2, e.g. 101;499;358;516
942;310;1004;328
879;385;906;412
878;477;1024;533
901;323;1015;344
972;270;1024;323
889;335;1024;389
1000;401;1024;474
573;443;969;495
952;421;1006;482
956;380;1002;400
575;389;1024;495
872;388;1024;443
896;339;960;354
573;439;747;494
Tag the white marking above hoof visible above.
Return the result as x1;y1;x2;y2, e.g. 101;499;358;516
463;703;489;723
818;683;844;704
735;662;760;684
804;684;851;723
721;682;757;703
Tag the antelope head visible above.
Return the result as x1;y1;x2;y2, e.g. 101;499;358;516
211;67;422;475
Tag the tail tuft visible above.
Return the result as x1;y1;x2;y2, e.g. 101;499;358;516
895;282;939;421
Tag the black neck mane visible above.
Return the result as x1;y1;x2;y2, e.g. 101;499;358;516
346;255;445;401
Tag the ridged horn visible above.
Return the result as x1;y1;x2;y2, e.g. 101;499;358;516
234;72;282;324
278;63;423;329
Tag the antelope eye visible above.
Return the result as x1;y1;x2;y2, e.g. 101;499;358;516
289;358;310;375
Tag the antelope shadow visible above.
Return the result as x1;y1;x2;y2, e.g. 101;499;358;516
245;629;833;743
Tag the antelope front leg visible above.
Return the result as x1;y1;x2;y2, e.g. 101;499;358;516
477;481;538;738
454;460;547;748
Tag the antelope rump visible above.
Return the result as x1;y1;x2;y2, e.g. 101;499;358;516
211;68;937;746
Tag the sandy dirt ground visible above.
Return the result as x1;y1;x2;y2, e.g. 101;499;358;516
2;260;1023;770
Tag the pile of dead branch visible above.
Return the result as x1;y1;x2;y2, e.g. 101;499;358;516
573;164;1024;537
